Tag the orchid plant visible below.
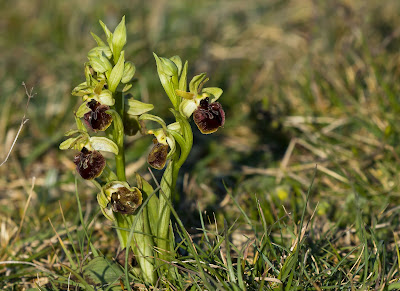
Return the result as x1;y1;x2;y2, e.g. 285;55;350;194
60;16;224;285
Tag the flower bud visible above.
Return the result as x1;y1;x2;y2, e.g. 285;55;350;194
121;61;136;83
73;147;106;180
123;114;140;136
193;97;225;134
83;100;113;131
88;54;112;73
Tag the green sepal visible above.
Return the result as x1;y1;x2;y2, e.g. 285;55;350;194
84;64;93;86
139;113;167;132
121;61;136;83
64;129;81;136
88;55;112;73
112;16;127;64
76;101;90;118
100;206;115;221
102;165;119;183
189;73;208;95
72;82;93;97
125;98;154;116
97;189;110;208
59;137;80;150
59;133;88;151
179;61;188;91
122;83;132;92
97;89;114;106
88;46;112;59
75;115;87;132
169;56;182;77
89;136;119;155
202;87;223;102
90;32;106;47
107;51;125;93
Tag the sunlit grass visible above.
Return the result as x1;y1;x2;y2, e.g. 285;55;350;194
2;0;400;289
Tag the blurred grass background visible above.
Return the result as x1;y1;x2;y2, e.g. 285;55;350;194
2;0;400;288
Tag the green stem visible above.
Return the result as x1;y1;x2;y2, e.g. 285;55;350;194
113;91;126;181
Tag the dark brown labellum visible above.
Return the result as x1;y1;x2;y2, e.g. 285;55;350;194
193;97;225;134
147;139;169;170
73;147;106;180
83;100;112;131
111;187;142;214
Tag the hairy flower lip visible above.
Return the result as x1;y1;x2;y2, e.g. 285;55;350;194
83;99;113;131
73;147;106;180
111;186;142;214
147;139;169;170
193;97;225;134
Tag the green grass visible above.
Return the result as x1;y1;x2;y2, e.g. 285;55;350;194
2;0;400;289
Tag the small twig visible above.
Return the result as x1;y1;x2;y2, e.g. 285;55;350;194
0;82;35;167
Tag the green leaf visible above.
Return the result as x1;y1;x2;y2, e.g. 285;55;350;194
112;16;127;63
136;173;159;237
90;32;106;47
108;51;125;93
82;256;124;288
99;20;113;51
125;98;154;116
90;136;119;154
